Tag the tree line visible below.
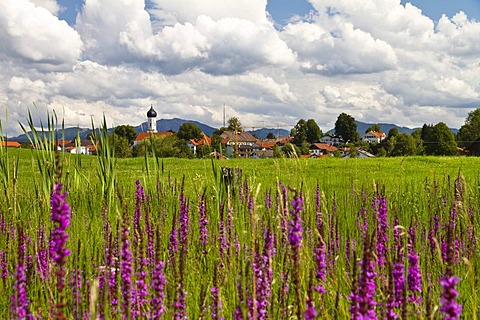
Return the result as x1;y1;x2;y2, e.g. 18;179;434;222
99;108;480;158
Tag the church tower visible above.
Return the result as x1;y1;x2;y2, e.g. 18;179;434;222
147;105;157;133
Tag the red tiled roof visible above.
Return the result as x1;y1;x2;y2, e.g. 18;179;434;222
368;131;385;138
135;131;173;141
310;143;337;152
220;131;257;143
257;140;277;149
189;133;211;146
2;141;21;147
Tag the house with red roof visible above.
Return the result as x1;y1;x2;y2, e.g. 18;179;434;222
188;133;211;155
1;141;21;148
220;131;261;158
309;143;338;157
362;131;386;144
133;131;174;147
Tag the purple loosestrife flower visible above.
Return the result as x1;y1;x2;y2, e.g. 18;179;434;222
314;239;327;293
234;272;245;320
375;196;389;268
211;286;224;320
279;183;289;246
357;248;377;319
151;260;166;318
198;196;209;254
120;217;133;319
305;297;317;320
10;264;32;320
173;284;187;320
49;182;71;320
440;276;462;319
179;192;190;248
264;192;272;211
392;262;405;308
133;257;148;318
50;183;71;267
288;196;304;248
133;180;145;246
440;223;462;319
407;227;422;306
36;227;49;281
0;251;7;283
289;194;304;319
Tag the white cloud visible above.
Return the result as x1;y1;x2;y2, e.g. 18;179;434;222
31;0;60;15
149;0;269;25
1;0;480;137
282;21;397;74
0;0;82;68
76;0;295;74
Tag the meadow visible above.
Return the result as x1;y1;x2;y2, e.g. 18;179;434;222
2;140;480;319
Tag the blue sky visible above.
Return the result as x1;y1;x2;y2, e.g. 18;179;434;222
1;0;479;135
58;0;480;26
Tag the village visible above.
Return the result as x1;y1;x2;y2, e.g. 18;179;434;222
3;105;480;158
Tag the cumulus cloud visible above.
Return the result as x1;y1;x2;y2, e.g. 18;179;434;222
1;0;480;136
282;21;397;74
0;0;82;68
149;0;270;25
76;0;295;74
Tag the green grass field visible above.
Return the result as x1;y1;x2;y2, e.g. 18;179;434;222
2;146;480;319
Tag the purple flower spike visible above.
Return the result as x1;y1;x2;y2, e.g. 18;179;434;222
440;276;462;319
49;182;71;320
10;264;32;319
288;196;304;248
49;183;71;266
151;261;166;318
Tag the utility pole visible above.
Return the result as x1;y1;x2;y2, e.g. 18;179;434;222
223;104;226;128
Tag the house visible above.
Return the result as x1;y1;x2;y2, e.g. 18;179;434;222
64;140;96;155
1;141;21;148
220;131;259;157
256;139;277;150
320;134;343;146
133;131;174;147
188;133;211;155
309;143;337;156
362;131;386;144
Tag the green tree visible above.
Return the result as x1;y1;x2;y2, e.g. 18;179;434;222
210;132;225;154
196;144;212;158
421;123;457;156
387;128;399;139
109;133;132;158
411;129;424;155
281;143;300;157
335;113;358;142
390;133;417;156
292;119;322;145
457;108;480;148
133;135;193;158
114;125;137;145
266;132;276;139
227;117;243;132
306;119;322;143
177;123;203;141
292;119;307;145
365;124;381;133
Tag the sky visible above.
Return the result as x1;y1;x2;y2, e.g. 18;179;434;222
1;0;479;136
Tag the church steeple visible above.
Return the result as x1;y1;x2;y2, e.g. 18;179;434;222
147;105;157;133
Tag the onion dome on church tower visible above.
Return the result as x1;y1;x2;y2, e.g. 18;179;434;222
147;105;157;118
147;105;157;133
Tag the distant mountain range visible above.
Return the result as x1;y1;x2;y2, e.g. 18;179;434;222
9;118;458;142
